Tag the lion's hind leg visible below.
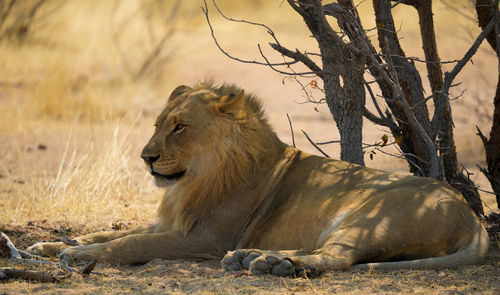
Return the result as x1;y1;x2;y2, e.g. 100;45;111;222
222;246;355;276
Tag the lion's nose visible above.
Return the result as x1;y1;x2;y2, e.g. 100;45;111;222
141;154;160;165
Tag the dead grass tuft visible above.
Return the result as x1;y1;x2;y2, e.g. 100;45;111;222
0;0;498;293
0;121;159;227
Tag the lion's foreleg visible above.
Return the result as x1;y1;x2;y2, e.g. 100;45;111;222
27;225;157;257
73;225;156;244
58;230;220;265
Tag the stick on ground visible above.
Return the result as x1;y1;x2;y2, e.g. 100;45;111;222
0;232;22;259
0;232;97;282
0;268;70;283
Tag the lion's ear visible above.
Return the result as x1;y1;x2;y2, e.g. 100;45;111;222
218;90;245;115
168;85;191;103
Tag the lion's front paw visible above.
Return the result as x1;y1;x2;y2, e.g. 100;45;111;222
27;242;67;257
58;243;108;265
222;249;295;276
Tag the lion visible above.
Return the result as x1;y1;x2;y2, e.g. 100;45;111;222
28;83;488;275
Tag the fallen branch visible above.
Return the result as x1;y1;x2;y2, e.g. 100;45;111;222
79;260;97;276
18;249;42;259
0;232;97;282
0;232;22;259
0;268;70;283
1;232;54;265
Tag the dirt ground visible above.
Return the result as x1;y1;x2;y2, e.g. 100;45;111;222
1;221;499;294
1;0;500;294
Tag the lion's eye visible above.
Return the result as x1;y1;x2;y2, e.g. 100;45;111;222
173;123;186;133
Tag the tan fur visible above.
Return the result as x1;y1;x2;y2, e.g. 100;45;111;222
28;83;488;274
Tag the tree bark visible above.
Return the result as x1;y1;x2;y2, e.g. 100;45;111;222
476;0;500;209
289;0;365;165
415;0;484;216
373;0;436;176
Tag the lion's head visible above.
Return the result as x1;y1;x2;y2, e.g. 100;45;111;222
141;83;269;187
141;83;281;231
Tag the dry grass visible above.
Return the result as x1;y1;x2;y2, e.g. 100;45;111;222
0;120;160;227
0;0;499;293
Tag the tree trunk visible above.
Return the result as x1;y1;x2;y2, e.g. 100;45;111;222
373;0;435;176
291;0;365;165
416;0;484;216
321;48;365;166
476;0;500;209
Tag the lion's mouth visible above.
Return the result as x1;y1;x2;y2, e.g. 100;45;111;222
151;170;186;181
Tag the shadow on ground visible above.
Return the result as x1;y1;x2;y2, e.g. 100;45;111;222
0;221;499;294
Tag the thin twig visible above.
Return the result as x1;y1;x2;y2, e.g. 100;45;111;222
442;12;496;93
372;53;460;65
365;81;387;120
410;93;435;110
301;129;330;157
475;125;488;148
269;43;324;79
373;147;425;176
315;140;340;145
257;44;307;76
431;4;497;134
202;0;295;67
286;113;296;148
211;0;280;45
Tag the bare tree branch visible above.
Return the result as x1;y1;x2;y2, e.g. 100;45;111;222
202;0;297;67
286;113;296;148
257;44;314;76
211;0;281;46
301;129;330;157
312;0;359;55
269;43;324;78
441;15;496;94
363;81;401;130
432;8;497;134
383;44;442;178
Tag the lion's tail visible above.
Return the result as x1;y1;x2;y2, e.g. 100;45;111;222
351;224;489;270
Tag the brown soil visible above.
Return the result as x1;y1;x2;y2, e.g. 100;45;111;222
1;1;499;293
1;221;499;294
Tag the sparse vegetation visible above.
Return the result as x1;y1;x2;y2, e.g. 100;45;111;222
0;0;498;293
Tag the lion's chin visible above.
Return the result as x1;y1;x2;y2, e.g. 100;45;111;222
152;171;186;187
